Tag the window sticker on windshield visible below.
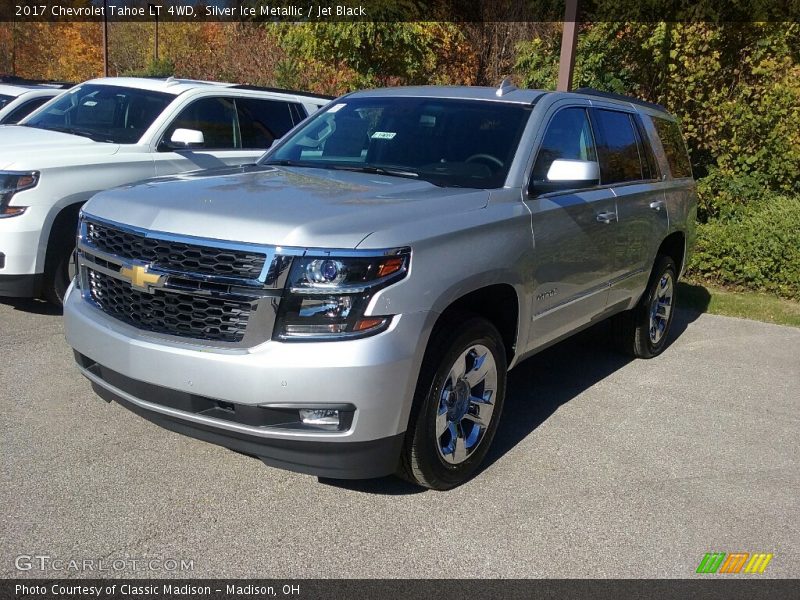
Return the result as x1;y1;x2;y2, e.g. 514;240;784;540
328;103;346;113
82;100;97;106
420;115;436;127
371;131;397;140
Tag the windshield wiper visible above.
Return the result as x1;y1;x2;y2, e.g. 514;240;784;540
325;165;419;179
42;126;116;143
263;159;324;168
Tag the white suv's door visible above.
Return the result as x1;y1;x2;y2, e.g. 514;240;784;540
153;96;295;176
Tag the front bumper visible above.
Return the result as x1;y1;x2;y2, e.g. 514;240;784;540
64;285;432;478
0;205;47;278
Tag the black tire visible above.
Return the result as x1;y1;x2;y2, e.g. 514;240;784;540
614;255;678;359
42;218;78;306
399;315;507;490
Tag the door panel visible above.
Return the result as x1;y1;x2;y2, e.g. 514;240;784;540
589;107;668;307
523;105;617;349
526;189;617;347
609;183;668;306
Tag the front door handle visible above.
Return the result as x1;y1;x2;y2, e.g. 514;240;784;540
596;211;617;224
649;200;665;211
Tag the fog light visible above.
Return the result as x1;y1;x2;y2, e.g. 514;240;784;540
299;409;340;427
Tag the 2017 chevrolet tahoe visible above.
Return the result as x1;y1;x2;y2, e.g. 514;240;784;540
64;83;697;490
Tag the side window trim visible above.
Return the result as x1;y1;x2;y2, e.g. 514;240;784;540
527;104;601;196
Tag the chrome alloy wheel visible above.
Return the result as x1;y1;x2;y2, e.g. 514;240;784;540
436;344;497;465
649;271;674;344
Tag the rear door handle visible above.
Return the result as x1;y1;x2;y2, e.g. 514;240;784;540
596;211;617;224
649;200;665;211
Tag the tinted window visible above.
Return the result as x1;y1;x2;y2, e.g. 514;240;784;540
0;94;13;110
592;109;644;184
236;98;297;149
23;84;172;143
532;107;596;181
0;96;51;124
264;97;531;189
652;116;692;178
163;97;237;149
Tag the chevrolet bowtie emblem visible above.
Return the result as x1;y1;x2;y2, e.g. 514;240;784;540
119;263;164;292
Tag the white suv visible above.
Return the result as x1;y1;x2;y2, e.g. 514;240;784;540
0;79;71;125
0;77;329;304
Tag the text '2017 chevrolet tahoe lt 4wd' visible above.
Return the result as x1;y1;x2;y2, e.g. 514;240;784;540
65;83;696;490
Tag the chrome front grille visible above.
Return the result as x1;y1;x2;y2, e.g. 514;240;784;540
85;219;266;280
87;268;251;343
77;216;292;347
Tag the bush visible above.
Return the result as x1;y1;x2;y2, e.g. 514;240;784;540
687;194;800;300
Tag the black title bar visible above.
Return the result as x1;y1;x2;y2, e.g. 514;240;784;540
2;0;800;23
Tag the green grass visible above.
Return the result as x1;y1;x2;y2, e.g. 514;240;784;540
679;280;800;327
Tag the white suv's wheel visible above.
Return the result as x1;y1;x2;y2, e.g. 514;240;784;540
399;316;507;490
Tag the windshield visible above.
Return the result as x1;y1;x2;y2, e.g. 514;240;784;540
0;94;13;110
262;97;531;188
22;84;173;143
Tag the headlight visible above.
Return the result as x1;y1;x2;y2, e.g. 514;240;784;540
274;249;410;341
0;171;38;217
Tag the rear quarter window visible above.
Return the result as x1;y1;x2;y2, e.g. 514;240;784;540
651;116;692;178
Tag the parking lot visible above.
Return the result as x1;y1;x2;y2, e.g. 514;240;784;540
1;298;798;578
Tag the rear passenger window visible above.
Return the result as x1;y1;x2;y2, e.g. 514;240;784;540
236;98;300;149
591;109;644;184
651;116;692;178
532;107;597;181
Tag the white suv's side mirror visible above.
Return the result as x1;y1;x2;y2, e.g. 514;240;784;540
169;128;204;148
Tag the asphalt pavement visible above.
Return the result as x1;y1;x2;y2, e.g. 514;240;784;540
1;298;798;578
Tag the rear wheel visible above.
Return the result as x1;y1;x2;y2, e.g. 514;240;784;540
399;316;507;490
614;255;677;358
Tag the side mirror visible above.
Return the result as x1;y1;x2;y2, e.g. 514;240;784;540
531;159;600;194
166;128;204;149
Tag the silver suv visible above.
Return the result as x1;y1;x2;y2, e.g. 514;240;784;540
64;84;696;490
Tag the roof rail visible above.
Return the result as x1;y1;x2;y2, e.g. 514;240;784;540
230;84;335;100
0;75;74;88
574;87;668;113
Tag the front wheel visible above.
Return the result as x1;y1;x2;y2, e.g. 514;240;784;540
399;316;507;490
42;238;76;306
614;255;677;359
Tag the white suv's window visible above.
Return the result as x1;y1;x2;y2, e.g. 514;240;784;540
162;97;238;150
0;94;14;109
161;97;304;151
22;84;173;144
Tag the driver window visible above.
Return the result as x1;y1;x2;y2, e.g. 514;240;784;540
162;97;237;150
532;107;597;181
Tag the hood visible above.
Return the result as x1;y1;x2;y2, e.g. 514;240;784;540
0;125;118;169
83;165;490;249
